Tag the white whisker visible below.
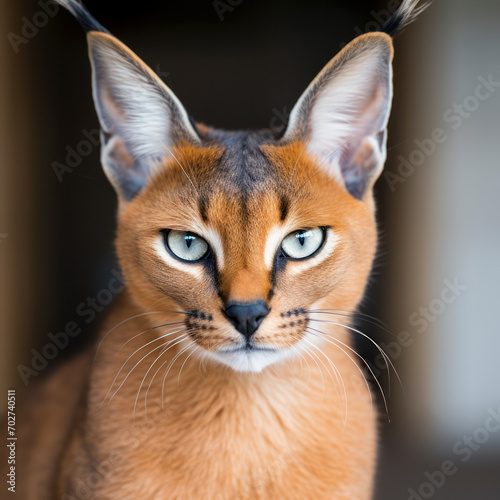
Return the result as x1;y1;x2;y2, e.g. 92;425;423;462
300;343;325;398
144;335;190;419
161;343;194;408
177;344;198;389
134;332;188;420
121;321;184;350
307;327;378;421
160;141;199;196
303;337;347;428
307;309;397;339
103;328;186;406
309;318;404;395
291;345;311;385
94;310;188;358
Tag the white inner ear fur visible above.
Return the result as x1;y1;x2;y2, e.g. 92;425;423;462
86;33;201;202
283;36;393;193
89;34;200;161
307;53;390;166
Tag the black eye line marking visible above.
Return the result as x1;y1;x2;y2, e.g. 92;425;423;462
268;227;329;294
160;226;328;311
161;229;212;264
160;229;226;303
279;226;329;262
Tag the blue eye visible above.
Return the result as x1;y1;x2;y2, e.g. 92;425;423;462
165;230;209;262
281;228;325;260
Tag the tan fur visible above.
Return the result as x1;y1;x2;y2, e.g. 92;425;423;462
9;0;435;487
1;0;433;492
9;136;381;499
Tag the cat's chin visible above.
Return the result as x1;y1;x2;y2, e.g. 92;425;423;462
204;347;293;373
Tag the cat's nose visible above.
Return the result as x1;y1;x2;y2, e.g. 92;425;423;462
223;301;270;340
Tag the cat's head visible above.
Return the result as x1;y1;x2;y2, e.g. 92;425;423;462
57;0;428;372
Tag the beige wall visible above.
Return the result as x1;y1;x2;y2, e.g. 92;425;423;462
383;0;500;452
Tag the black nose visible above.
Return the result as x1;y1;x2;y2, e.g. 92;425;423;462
223;301;270;340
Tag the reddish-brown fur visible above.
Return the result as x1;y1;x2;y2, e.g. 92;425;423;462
2;0;432;494
11;138;380;499
6;0;440;491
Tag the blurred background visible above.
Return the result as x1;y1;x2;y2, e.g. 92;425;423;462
1;0;499;498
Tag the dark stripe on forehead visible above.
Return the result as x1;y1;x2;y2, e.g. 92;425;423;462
240;193;250;226
205;130;279;194
198;196;209;222
279;195;289;221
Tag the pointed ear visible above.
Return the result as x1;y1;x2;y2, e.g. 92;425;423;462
87;32;201;202
281;33;394;200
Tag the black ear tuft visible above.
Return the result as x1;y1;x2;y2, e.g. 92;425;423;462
52;0;110;34
380;0;431;38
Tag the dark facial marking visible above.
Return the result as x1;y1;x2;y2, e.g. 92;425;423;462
198;196;209;222
278;309;309;329
279;195;290;221
185;310;215;331
280;308;307;318
202;129;278;195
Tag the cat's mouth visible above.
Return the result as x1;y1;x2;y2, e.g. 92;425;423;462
185;308;308;372
218;345;277;354
210;344;292;373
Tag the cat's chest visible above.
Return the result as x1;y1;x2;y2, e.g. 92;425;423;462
85;397;373;500
83;353;374;499
86;376;339;498
89;410;324;500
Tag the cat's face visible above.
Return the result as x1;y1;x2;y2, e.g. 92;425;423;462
117;136;377;372
81;28;393;372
